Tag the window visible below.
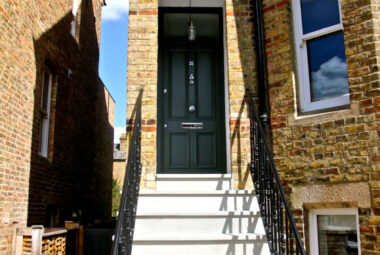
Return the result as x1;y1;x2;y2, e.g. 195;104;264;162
71;0;81;37
309;208;360;255
292;0;350;112
38;71;52;158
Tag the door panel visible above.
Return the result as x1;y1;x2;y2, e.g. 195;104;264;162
160;41;226;174
169;50;187;118
169;133;189;169
196;133;216;168
197;51;215;119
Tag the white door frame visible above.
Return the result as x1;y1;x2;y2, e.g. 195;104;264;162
158;0;232;174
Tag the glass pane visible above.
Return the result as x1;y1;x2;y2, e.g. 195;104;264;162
301;0;340;34
317;215;358;255
38;118;44;153
197;51;214;118
170;50;187;118
307;32;349;102
41;72;50;111
164;13;219;39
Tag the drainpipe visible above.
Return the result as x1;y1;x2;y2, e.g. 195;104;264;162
252;0;269;134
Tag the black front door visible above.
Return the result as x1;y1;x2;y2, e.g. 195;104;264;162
158;39;226;174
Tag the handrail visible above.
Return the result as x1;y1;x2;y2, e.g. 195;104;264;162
249;97;306;255
111;89;143;255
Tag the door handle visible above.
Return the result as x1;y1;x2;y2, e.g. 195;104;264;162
189;105;196;112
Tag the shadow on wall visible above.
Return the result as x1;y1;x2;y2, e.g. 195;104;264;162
230;0;261;189
28;0;113;227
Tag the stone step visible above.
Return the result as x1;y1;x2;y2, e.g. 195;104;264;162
134;211;266;235
137;190;259;213
155;174;232;191
133;175;267;255
132;233;271;255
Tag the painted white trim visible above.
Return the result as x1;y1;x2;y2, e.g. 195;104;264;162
156;174;232;179
221;3;232;175
309;208;361;255
300;24;343;46
71;16;77;38
71;0;81;37
158;0;232;175
72;0;80;14
38;72;52;158
292;0;349;113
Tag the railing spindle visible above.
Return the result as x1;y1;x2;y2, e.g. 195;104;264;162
248;96;306;255
112;90;143;255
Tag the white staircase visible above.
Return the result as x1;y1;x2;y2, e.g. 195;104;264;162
132;174;270;255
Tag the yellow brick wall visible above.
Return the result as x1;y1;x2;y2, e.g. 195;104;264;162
127;0;159;190
113;134;127;186
126;0;379;252
225;0;256;189
262;0;380;252
113;161;127;186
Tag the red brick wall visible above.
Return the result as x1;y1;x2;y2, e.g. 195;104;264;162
0;1;113;253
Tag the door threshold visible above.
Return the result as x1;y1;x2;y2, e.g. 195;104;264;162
156;174;232;179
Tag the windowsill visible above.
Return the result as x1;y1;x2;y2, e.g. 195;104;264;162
288;101;359;126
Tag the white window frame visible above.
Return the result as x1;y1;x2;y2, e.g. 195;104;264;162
292;0;350;113
71;0;80;37
309;208;361;255
38;71;53;158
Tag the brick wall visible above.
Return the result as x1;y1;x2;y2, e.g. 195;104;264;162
226;0;256;189
113;161;126;186
89;79;114;220
127;0;158;190
113;134;127;186
262;0;380;253
125;0;379;252
0;0;113;253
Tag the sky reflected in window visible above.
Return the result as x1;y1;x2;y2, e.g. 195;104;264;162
307;32;349;101
301;0;340;34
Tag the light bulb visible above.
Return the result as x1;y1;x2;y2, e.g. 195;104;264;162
188;20;196;41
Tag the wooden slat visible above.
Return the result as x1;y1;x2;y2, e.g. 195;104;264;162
17;228;67;255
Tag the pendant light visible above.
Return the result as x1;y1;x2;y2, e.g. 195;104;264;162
188;0;196;41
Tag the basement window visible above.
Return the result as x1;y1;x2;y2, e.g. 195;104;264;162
309;208;360;255
292;0;350;113
38;71;53;158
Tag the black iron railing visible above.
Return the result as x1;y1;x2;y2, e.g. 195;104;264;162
111;90;143;255
249;97;306;255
